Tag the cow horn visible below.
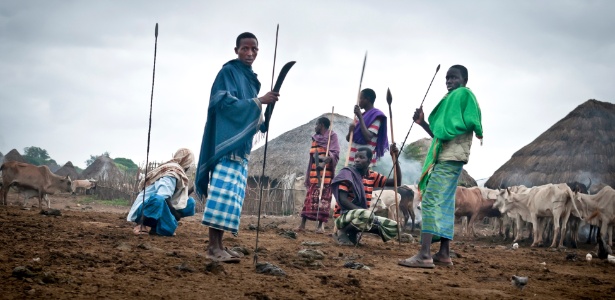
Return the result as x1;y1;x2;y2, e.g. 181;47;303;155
587;177;592;194
569;188;583;220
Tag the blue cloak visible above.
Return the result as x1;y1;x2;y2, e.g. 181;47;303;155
195;59;262;197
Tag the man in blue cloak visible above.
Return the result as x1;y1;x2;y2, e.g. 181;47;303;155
196;32;279;263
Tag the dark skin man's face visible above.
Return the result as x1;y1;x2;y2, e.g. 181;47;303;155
358;94;369;109
445;68;467;91
315;122;323;134
353;151;370;173
235;38;258;66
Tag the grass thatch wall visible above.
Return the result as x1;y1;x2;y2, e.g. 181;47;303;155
80;156;122;180
3;149;27;163
55;161;80;180
485;99;615;189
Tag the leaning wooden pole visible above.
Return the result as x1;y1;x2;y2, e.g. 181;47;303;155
344;52;367;167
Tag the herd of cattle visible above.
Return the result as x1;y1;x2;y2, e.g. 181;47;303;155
2;160;614;252
367;180;614;251
0;161;97;208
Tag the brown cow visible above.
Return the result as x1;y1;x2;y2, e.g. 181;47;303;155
0;161;72;209
455;186;501;237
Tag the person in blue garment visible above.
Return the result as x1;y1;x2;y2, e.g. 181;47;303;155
195;32;279;263
127;148;196;236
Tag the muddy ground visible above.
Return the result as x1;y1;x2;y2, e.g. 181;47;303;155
1;193;614;300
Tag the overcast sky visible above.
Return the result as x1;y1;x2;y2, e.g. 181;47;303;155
1;0;613;179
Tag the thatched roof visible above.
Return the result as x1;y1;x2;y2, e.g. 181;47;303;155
485;99;615;189
248;113;352;180
4;149;27;163
55;161;80;179
398;137;477;187
80;155;122;180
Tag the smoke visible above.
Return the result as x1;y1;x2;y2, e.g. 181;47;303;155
372;154;422;185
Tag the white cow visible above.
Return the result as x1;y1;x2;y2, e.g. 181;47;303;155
493;185;535;242
71;179;97;195
369;189;401;222
573;186;615;247
494;183;582;248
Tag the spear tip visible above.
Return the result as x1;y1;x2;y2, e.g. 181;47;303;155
155;23;158;38
436;64;441;72
386;88;392;104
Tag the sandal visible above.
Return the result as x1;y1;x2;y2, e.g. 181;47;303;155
398;256;435;269
225;247;244;258
433;256;453;266
206;253;241;263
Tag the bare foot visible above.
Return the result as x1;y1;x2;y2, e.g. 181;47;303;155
133;225;150;235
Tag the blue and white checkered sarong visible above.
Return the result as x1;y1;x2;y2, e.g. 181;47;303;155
202;157;248;234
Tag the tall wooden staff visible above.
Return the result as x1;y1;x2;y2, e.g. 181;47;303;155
139;23;159;227
315;107;335;227
386;88;402;244
344;52;367;167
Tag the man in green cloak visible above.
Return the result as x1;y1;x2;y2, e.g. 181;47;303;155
398;65;483;268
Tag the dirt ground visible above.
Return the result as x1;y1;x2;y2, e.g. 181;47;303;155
1;193;614;300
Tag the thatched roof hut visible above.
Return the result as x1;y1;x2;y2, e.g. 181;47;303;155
398;137;477;187
248;113;353;182
55;161;80;180
485;99;615;189
3;149;27;163
80;155;122;180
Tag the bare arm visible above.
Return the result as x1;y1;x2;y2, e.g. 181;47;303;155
355;105;376;141
413;107;434;138
337;189;362;211
384;143;402;186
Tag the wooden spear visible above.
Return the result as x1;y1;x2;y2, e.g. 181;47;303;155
344;52;367;167
386;88;402;244
315;107;335;231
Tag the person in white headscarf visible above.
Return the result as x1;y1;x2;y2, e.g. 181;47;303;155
127;148;196;236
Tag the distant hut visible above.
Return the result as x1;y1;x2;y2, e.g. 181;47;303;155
55;161;80;180
80;155;122;181
485;99;615;190
4;149;27;163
